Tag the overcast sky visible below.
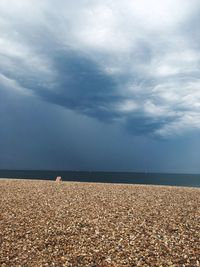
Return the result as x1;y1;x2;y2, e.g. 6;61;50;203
1;0;200;173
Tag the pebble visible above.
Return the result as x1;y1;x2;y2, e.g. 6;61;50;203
0;179;199;266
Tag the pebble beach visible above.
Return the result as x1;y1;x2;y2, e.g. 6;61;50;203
0;179;199;267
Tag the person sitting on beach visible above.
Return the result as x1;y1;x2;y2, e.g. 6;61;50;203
56;176;62;182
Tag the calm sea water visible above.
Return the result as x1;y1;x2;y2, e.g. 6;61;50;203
0;170;200;187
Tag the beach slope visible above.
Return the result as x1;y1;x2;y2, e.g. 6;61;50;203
0;179;199;266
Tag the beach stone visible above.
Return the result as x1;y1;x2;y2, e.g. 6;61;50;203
0;179;199;266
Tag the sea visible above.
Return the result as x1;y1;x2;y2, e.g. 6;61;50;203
0;169;200;188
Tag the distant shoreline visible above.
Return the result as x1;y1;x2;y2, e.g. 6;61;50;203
0;169;200;188
0;177;200;189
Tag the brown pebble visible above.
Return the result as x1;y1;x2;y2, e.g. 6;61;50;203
0;179;199;266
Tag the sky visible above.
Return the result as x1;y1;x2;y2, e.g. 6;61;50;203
1;0;200;173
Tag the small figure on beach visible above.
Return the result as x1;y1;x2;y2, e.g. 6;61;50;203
56;176;62;182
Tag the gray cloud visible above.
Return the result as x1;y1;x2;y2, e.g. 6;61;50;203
1;0;200;137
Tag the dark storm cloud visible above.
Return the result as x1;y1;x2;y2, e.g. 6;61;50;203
38;51;120;121
1;0;200;173
1;0;200;139
8;48;160;132
125;117;168;135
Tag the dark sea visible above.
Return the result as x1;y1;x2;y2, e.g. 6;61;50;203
0;170;200;187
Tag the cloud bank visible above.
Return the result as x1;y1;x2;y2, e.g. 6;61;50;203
1;0;200;137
